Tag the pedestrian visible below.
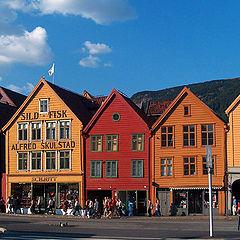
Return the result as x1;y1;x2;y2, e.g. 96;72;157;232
63;199;69;215
46;197;54;214
72;199;81;216
233;196;237;215
15;196;22;214
6;196;13;214
0;196;5;213
37;196;42;214
154;199;161;216
148;199;153;217
128;200;134;216
30;198;35;214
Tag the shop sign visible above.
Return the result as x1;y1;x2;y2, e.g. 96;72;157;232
20;110;68;120
32;176;57;182
11;140;75;150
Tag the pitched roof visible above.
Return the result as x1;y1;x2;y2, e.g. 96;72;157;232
83;89;152;133
152;86;226;131
92;96;107;106
0;87;26;107
0;103;18;129
3;78;99;131
225;94;240;115
146;100;172;116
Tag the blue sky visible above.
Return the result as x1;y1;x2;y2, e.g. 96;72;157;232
1;1;240;97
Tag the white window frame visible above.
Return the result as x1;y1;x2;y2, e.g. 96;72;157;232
39;98;49;114
45;121;57;141
45;151;57;171
59;150;71;171
59;120;71;140
30;121;42;141
17;151;29;172
17;122;29;142
30;151;42;172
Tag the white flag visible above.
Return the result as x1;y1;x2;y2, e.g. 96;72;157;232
48;63;54;76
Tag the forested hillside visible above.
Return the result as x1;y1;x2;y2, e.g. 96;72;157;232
131;77;240;122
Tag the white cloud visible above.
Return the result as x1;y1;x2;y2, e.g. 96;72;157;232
104;63;112;67
7;82;34;94
79;55;100;68
84;41;112;55
4;0;137;24
0;26;53;65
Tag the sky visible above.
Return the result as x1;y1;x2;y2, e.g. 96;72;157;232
1;0;240;98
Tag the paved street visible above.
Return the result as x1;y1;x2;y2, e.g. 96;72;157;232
0;214;240;239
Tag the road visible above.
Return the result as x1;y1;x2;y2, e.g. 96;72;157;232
0;214;240;239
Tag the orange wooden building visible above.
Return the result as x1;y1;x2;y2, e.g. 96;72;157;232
2;78;98;210
151;87;227;216
225;94;240;214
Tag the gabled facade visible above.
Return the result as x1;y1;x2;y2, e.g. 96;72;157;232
151;87;226;216
225;94;240;214
83;89;152;215
2;78;97;209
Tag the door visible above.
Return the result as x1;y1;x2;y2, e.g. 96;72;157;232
157;190;170;216
188;190;203;214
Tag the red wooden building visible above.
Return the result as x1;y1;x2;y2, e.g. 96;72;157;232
83;89;152;215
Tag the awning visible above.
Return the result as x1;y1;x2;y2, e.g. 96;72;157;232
170;186;223;190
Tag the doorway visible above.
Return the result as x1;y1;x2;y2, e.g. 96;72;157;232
188;190;203;214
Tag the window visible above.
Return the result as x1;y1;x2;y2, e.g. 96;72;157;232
106;135;118;152
39;99;49;113
161;126;174;147
203;156;214;175
31;152;41;170
46;151;56;170
161;158;173;176
184;157;196;175
106;160;118;178
201;124;214;146
60;150;70;170
18;152;28;171
18;123;28;141
90;135;103;152
184;105;191;116
60;121;70;139
112;113;120;121
183;125;196;146
31;122;41;141
132;134;144;151
90;161;102;178
46;121;57;140
131;159;143;178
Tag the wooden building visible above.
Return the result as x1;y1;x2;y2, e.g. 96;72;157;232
83;89;152;215
2;78;98;209
0;87;26;202
151;87;226;216
225;94;240;214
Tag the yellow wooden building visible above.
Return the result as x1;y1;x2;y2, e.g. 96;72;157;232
225;94;240;214
2;78;98;210
151;87;227;216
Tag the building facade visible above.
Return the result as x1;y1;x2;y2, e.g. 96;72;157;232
83;89;152;215
151;87;226;216
2;78;97;209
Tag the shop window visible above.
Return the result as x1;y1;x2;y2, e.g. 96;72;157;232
106;135;118;152
46;151;56;170
161;126;174;147
46;121;57;140
90;160;102;178
39;99;49;113
183;125;196;146
204;190;218;209
161;158;173;176
106;160;118;178
60;120;70;139
131;159;143;178
18;152;28;171
18;123;28;141
184;157;196;175
31;151;41;170
174;191;187;208
184;105;191;116
203;156;214;175
11;183;31;208
59;150;70;170
132;134;144;151
31;122;41;141
201;124;214;146
90;135;103;152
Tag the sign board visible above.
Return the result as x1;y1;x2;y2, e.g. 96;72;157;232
206;145;213;168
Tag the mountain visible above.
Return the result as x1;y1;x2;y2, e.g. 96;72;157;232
131;77;240;122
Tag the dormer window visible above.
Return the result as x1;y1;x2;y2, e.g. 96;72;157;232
39;99;49;114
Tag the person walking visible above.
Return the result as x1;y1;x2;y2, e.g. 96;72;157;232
37;197;42;214
154;199;161;216
233;196;237;215
148;199;153;217
46;197;54;214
